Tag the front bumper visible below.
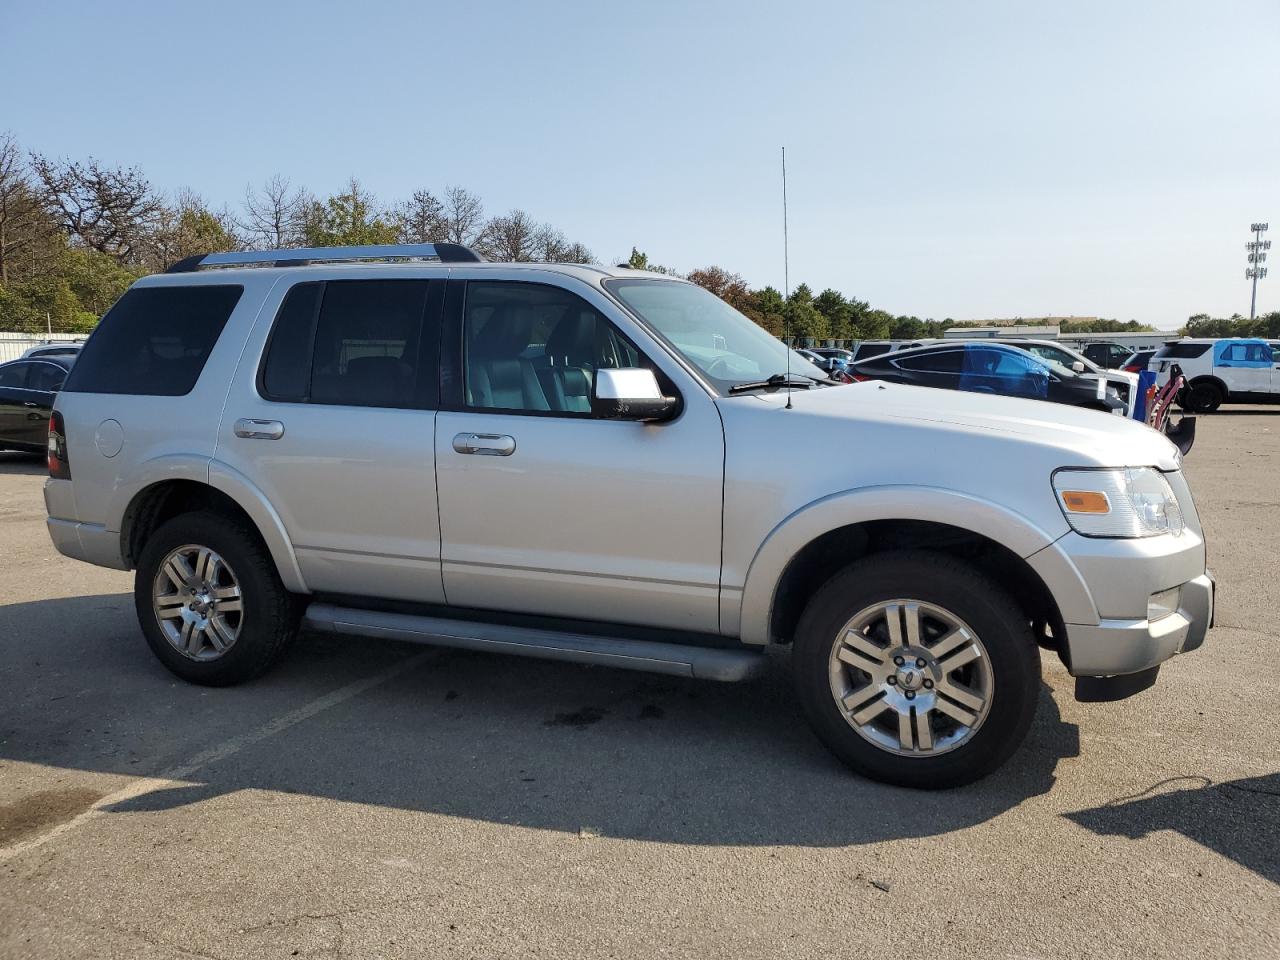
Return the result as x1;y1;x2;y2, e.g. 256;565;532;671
1062;571;1214;676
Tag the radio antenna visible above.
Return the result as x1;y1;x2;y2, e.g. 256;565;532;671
782;145;792;410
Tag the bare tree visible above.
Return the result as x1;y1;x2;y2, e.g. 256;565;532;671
394;188;445;243
556;241;594;265
441;186;487;247
146;189;241;270
240;174;307;249
0;133;56;285
484;209;541;262
29;154;162;264
532;223;568;261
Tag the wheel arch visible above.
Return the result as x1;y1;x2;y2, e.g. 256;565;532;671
1188;375;1229;400
120;468;307;593
737;487;1068;650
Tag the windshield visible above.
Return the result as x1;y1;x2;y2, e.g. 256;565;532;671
604;279;827;392
1018;343;1096;372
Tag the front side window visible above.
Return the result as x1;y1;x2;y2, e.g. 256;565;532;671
462;282;649;415
64;285;242;396
259;280;434;408
604;279;824;392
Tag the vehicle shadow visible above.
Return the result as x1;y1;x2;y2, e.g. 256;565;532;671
0;452;46;475
1199;407;1280;416
0;593;1081;848
1065;774;1280;885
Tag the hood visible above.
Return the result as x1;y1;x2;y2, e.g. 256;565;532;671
736;380;1180;470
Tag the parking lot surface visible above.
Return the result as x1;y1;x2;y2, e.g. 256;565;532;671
1;408;1277;960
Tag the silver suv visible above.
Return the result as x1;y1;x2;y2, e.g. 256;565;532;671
44;243;1214;788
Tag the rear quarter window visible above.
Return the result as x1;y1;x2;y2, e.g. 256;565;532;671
63;285;242;396
1153;343;1211;360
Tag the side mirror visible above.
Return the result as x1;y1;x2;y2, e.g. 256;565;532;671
1071;361;1086;373
593;368;677;422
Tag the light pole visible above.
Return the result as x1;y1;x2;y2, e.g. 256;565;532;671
1246;222;1269;320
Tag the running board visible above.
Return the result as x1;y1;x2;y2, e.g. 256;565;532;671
302;603;768;682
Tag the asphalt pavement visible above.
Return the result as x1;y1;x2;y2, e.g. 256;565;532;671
0;407;1277;959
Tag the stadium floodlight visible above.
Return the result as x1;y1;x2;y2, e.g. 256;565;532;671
1247;223;1271;319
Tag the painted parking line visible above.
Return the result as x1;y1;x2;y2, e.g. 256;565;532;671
0;648;439;861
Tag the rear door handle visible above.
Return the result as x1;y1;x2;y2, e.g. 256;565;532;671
23;401;39;407
452;432;516;456
234;418;285;440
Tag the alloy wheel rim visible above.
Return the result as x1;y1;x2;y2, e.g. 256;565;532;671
152;544;243;661
828;600;994;757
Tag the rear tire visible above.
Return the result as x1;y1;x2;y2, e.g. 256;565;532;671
792;551;1040;789
1182;381;1222;413
134;511;299;686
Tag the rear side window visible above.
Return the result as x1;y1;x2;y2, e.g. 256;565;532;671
895;350;963;373
259;280;436;409
27;363;67;391
64;285;242;396
854;343;892;361
1153;343;1211;360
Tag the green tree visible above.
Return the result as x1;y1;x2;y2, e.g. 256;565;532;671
302;179;397;248
813;288;852;340
752;286;786;337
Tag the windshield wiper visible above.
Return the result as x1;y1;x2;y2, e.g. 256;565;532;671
728;373;818;394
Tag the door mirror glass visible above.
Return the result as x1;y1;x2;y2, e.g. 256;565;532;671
593;368;677;422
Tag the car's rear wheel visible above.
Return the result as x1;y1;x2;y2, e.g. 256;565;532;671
1182;381;1223;413
134;511;299;685
792;551;1040;788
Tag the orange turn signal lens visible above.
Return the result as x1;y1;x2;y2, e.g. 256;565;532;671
1060;490;1111;514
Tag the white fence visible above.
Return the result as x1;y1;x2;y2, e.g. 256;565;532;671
0;332;86;364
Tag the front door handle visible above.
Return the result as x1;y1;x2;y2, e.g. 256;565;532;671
234;418;285;440
453;432;516;456
23;401;39;407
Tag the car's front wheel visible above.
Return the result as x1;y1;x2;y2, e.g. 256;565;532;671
134;511;299;686
792;551;1040;788
1181;381;1223;413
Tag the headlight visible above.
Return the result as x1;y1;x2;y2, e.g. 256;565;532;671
1052;467;1184;538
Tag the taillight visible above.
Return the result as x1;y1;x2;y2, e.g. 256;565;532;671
48;410;71;480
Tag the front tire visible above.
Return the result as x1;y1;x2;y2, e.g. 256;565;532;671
792;552;1040;789
134;511;299;686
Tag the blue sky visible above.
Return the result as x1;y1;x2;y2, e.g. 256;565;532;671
6;0;1277;326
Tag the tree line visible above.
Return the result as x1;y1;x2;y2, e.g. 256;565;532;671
1184;311;1280;339
1;130;1174;340
0;132;593;333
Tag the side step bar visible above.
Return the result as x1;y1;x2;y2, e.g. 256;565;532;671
303;603;768;682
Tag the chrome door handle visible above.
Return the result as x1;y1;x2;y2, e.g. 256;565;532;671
23;401;39;407
452;432;516;456
234;418;285;440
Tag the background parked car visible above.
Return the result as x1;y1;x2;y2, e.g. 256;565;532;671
20;342;84;361
800;347;855;379
1079;341;1133;369
937;338;1138;417
1151;338;1280;412
849;342;1125;413
1122;349;1156;373
0;355;73;452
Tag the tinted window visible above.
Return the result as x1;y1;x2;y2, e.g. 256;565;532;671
854;343;892;361
895;350;963;373
1272;345;1280;363
64;285;242;396
311;281;431;408
260;282;323;401
1153;343;1211;360
26;362;67;392
463;282;646;415
0;363;27;388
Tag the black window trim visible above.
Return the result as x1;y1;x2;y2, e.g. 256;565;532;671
441;277;683;420
255;277;445;411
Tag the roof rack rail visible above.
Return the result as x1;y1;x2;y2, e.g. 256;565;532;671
165;242;484;273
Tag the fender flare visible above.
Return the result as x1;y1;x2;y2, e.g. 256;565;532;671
208;460;309;593
1186;375;1229;400
735;485;1068;645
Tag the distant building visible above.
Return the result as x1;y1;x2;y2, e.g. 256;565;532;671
942;325;1060;339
